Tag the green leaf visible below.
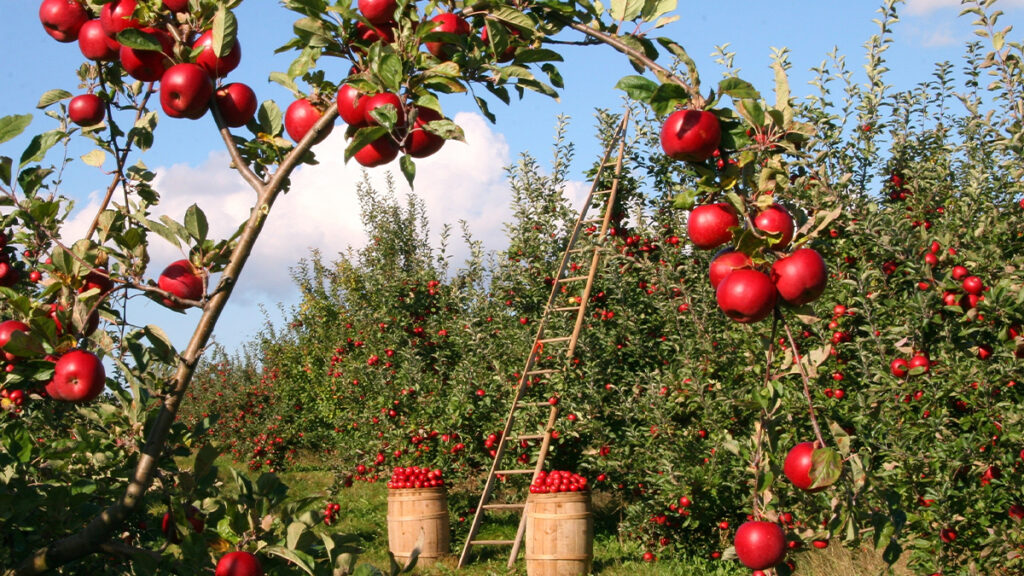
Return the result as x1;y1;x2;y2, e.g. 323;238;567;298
0;115;32;145
257;101;284;137
269;72;299;96
81;150;106;167
144;324;177;364
610;0;645;21
400;154;415;189
642;0;677;22
512;49;564;64
184;204;209;243
116;28;163;51
4;330;45;359
0;156;12;186
263;546;315;575
286;521;307;550
718;77;760;100
37;89;72;109
614;75;659;103
344;126;388;163
194;442;221;480
649;83;690;115
809;446;842;490
376;53;404;95
213;6;238;58
20;130;65;168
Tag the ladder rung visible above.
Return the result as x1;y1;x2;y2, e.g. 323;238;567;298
516;434;546;441
483;503;526;511
517;402;553;408
495;469;535;475
471;539;516;546
594;187;614;193
525;369;560;375
558;275;588;283
553;306;581;312
582;217;604;224
538;337;571;344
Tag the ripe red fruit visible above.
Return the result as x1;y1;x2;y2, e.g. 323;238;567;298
214;83;258;128
679;496;691;507
45;349;106;403
78;19;120;61
158;259;203;309
909;354;930;374
193;29;242;78
687;203;739;250
160;63;214;120
358;0;399;24
119;28;173;82
783;442;826;492
215;551;264;576
734;521;786;570
642;551;655;562
771;248;827;307
39;0;89;43
811;539;829;549
353;135;400;168
890;358;909;378
951;265;968;280
709;249;752;289
402;106;445;158
425;13;471;59
337;84;368;127
285;99;333;144
68;94;105;127
100;0;140;37
362;91;405;127
0;320;31;363
754;204;795;249
716;269;776;323
977;344;993;360
962;275;984;296
939;528;956;543
659;109;721;162
163;0;190;13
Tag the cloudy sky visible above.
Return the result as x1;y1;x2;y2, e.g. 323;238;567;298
1;0;1022;352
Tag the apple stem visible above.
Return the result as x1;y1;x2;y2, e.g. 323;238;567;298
783;318;826;447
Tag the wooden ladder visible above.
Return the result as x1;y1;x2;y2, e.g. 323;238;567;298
457;111;630;569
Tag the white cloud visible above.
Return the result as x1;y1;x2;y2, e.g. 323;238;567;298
904;0;1024;15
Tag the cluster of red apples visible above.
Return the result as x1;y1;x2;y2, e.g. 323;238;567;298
660;109;828;323
40;0;257;128
387;465;445;489
529;470;589;494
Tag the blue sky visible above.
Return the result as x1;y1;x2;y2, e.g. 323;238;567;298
1;0;1021;354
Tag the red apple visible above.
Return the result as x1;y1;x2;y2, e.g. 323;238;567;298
163;0;190;12
358;0;399;24
734;521;786;570
353;135;400;167
783;442;827;492
78;19;120;61
214;83;258;128
890;358;909;378
160;63;214;119
100;0;139;37
909;354;930;374
716;269;776;323
0;261;20;288
192;29;242;79
39;0;89;43
660;109;721;162
425;13;471;59
158;259;203;309
119;28;173;82
45;349;106;403
771;248;827;306
709;249;752;289
962;275;984;296
215;551;264;576
0;320;31;363
362;91;405;127
68;94;105;127
402;106;445;158
337;84;368;127
354;21;395;44
687;203;739;250
754;204;795;249
285;99;333;144
951;265;968;280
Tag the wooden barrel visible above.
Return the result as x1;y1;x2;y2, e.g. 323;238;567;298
525;491;593;576
386;487;450;567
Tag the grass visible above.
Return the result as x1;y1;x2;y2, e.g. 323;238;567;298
263;463;910;576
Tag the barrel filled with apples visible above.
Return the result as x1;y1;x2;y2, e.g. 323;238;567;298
386;466;450;567
524;470;593;576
